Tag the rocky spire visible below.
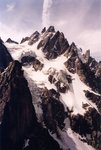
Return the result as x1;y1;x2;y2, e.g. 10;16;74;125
6;38;18;44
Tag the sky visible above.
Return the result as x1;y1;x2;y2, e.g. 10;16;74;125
0;0;101;60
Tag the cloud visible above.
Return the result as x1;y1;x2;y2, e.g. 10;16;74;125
75;29;101;58
82;0;101;30
0;0;43;42
6;3;15;12
1;0;43;32
42;0;53;27
0;22;32;42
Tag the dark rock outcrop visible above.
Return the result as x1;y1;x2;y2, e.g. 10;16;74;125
0;40;12;69
21;55;36;66
20;52;44;71
20;51;36;66
33;59;44;71
6;38;18;44
0;38;4;43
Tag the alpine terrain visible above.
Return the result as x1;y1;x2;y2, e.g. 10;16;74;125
0;26;101;150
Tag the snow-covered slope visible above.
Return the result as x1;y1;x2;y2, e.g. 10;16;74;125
5;37;97;116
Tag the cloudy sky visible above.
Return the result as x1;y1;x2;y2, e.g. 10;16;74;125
0;0;101;60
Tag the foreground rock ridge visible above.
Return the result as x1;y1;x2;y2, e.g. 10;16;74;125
0;61;60;150
0;26;101;150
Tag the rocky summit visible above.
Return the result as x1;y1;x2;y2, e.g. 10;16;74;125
0;26;101;150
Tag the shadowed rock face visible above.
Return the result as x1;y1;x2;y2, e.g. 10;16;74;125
0;61;61;150
0;40;12;69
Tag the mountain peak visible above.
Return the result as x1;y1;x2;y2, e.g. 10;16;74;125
1;26;101;150
41;27;46;33
46;26;55;32
6;38;18;44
